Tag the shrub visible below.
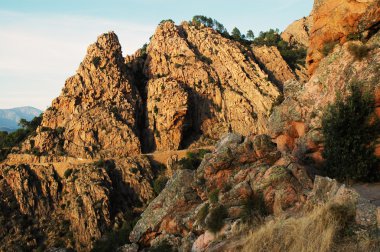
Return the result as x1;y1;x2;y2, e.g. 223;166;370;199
196;203;209;224
92;220;134;252
153;176;168;195
208;189;219;204
241;193;268;222
64;168;73;179
206;205;228;233
94;159;105;168
149;240;174;252
322;84;379;182
322;41;338;56
242;202;358;252
348;43;369;61
153;106;159;114
178;149;211;170
0;114;43;161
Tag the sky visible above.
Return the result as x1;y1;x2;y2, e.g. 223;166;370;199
0;0;313;110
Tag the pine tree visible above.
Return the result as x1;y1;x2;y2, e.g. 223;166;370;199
322;84;379;182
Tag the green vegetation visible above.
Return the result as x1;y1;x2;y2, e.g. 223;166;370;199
191;15;228;34
241;193;268;222
205;205;228;233
153;176;169;195
322;84;379;182
246;30;255;40
252;29;307;70
322;41;338;56
159;19;174;25
208;189;219;204
149;240;174;252
347;43;370;61
0;115;42;161
92;218;137;252
178;149;211;170
231;27;242;40
196;203;209;224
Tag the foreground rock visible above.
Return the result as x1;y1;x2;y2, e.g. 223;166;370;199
269;28;380;163
307;0;380;75
0;157;155;251
128;134;312;251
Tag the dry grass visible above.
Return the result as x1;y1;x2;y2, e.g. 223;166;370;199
242;203;365;252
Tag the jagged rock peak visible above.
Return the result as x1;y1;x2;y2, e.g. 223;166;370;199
141;20;282;151
281;16;312;48
20;31;142;159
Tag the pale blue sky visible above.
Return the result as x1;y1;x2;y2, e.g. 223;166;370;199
0;0;313;110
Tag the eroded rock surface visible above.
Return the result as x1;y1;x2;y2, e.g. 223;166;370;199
307;0;380;75
281;16;313;48
21;32;142;159
128;134;312;250
0;156;155;251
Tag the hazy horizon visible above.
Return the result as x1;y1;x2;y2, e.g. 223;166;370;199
0;0;313;110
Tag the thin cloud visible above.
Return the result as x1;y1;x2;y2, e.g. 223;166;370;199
0;10;155;109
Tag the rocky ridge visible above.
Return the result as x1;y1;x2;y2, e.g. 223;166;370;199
1;0;380;251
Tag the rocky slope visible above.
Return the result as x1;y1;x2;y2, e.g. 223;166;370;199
0;156;155;251
0;18;299;252
307;0;380;75
269;19;380;165
1;0;380;251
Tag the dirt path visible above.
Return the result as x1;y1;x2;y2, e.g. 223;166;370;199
353;183;380;206
3;146;215;177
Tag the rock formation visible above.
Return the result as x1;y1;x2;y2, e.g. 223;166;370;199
307;0;380;75
1;0;380;251
129;133;312;250
22;32;142;159
0;157;155;251
251;45;297;89
281;16;313;48
142;21;282;151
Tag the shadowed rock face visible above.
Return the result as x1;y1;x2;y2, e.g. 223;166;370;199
0;157;155;251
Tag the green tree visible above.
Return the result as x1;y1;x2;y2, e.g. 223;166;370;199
322;84;380;182
246;30;255;40
231;27;242;40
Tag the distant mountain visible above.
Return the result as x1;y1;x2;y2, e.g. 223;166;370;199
0;106;42;132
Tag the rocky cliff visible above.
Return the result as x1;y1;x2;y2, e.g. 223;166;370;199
1;0;380;251
307;0;380;75
0;157;155;251
142;21;282;151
